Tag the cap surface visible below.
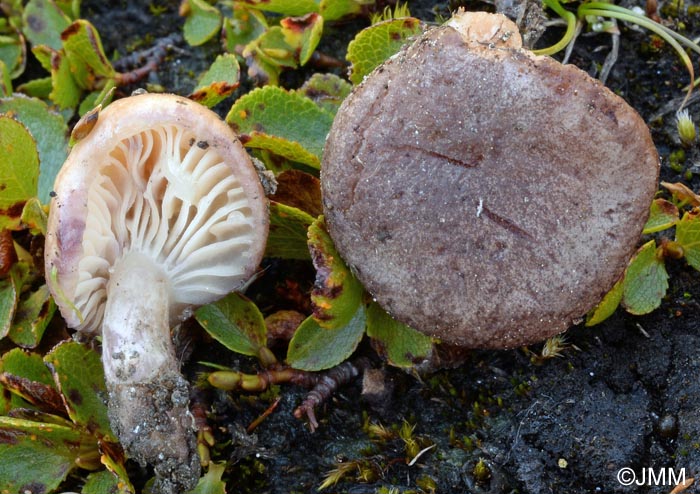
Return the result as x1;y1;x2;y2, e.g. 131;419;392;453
45;93;268;333
322;13;659;348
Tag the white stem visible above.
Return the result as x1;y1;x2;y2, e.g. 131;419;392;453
102;251;175;385
100;251;199;493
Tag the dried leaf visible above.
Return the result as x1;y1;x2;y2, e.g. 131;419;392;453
270;170;322;217
661;181;700;207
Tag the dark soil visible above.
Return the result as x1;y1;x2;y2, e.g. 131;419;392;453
77;1;700;493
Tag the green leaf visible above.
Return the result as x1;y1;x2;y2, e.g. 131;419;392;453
187;462;227;494
266;201;315;260
0;60;11;97
643;198;679;234
299;73;352;115
0;267;21;340
365;302;434;368
44;341;116;442
0;348;55;387
676;211;700;270
287;308;366;371
621;240;669;315
16;76;52;99
238;0;321;17
347;17;425;85
61;20;115;85
8;284;56;348
585;276;624;326
195;292;267;358
183;0;223;47
0;115;39;229
190;54;241;107
0;416;87;493
223;5;268;55
227;86;334;168
22;0;71;50
83;469;124;494
0;94;69;203
0;32;25;78
308;216;364;329
320;0;367;21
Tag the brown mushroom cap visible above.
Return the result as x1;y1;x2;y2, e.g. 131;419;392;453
321;12;659;349
45;92;268;333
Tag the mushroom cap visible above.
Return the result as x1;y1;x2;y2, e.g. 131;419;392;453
45;93;268;333
321;12;659;349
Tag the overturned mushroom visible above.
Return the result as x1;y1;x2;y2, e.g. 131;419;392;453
322;11;659;348
45;93;268;492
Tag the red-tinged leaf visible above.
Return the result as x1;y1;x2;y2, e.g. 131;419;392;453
307;216;364;329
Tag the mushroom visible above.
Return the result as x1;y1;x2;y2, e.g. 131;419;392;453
321;11;659;349
45;93;268;492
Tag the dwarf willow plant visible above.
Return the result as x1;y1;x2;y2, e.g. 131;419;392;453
537;0;700;107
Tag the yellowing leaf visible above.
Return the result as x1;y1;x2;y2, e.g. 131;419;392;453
280;13;323;66
0;60;11;97
0;115;39;229
308;216;364;329
187;462;227;494
643;198;679;234
189;54;240;108
675;211;700;271
60;20;115;86
347;17;425;85
585;276;624;326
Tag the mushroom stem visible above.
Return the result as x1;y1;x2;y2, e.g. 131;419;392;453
102;251;200;493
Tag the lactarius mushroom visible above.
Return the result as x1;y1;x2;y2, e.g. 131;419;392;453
45;93;268;492
322;11;659;349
